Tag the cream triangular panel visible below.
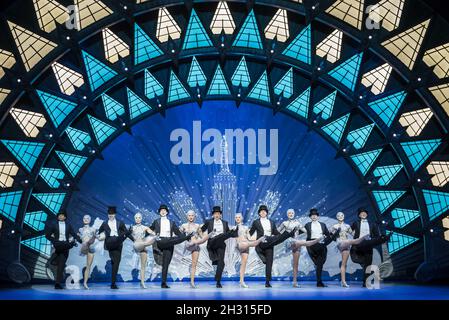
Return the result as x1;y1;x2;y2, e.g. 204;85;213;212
156;7;181;43
429;84;449;117
0;88;11;105
368;0;405;32
423;43;449;79
75;0;113;30
399;108;433;137
427;161;449;187
326;0;365;30
102;28;130;63
264;9;290;42
7;21;58;71
361;63;392;95
0;162;19;188
10;107;47;138
210;1;235;35
381;19;430;70
316;29;343;63
0;49;16;79
51;62;84;95
33;0;70;33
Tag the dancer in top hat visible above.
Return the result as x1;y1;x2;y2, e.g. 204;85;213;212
98;206;132;289
350;208;392;287
130;212;160;289
44;211;82;289
200;206;238;288
180;210;215;288
304;208;333;287
150;205;193;288
78;214;99;289
249;205;297;288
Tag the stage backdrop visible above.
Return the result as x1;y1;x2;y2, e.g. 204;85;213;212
65;100;378;282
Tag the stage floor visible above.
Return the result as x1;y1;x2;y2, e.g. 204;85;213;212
1;281;449;300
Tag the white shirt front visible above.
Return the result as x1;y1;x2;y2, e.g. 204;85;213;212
58;221;66;241
311;221;323;239
108;219;118;237
160;216;171;237
213;219;224;235
260;218;272;236
360;220;370;238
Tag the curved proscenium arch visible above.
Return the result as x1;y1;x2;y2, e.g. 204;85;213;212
0;0;448;280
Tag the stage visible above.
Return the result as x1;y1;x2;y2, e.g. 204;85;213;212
1;281;448;300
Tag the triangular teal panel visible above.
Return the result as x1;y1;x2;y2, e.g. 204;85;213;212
388;232;419;255
372;190;405;213
232;10;263;49
144;70;164;99
286;87;310;118
56;151;87;177
168;71;190;103
88;115;117;145
36;90;77;128
1;140;45;172
187;56;207;88
65;127;91;151
247;71;270;102
351;149;383;176
401;139;441;171
24;211;48;231
422;190;449;221
32;192;66;214
373;164;403;186
208;65;231;96
134;24;163;65
274;68;293;98
101;94;125;121
347;123;374;149
82;51;118;91
368;91;407;127
21;235;52;256
182;9;213;50
127;88;152;120
39;167;65;188
231;56;251;87
313;91;337;120
390;208;420;228
0;191;22;222
328;53;363;91
321;114;350;144
282;25;311;64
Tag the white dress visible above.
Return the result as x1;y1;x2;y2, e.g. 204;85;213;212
180;222;201;253
79;225;97;255
235;224;251;254
278;219;306;253
331;223;353;252
131;224;150;253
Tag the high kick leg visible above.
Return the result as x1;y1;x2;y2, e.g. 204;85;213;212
238;236;266;252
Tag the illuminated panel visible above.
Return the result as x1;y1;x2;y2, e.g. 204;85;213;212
264;9;289;42
390;208;420;228
388;231;419;254
75;0;113;30
399;108;433;137
56;151;87;177
429;84;449;117
401;139;441;171
144;70;164;99
346;123;374;150
65;127;91;151
232;10;263;50
210;1;235;35
9;108;47;138
247;71;270;103
0;140;45;173
361;63;392;95
51;62;84;96
82;51;118;92
101;94;125;121
0;162;19;188
231;57;251;87
127;88;153;120
134;24;163;65
368;0;405;32
156;7;181;43
24;211;48;231
0;191;22;222
274;68;293;99
88;115;117;145
21;235;52;257
443;217;449;241
39;167;65;188
33;0;69;33
372;164;403;186
321;114;350;144
187;57;207;88
427;162;449;187
368;91;407;127
36;90;77;128
325;0;364;30
328;53;363;91
282;25;311;64
316;29;343;63
351;149;383;176
182;9;213;50
423;190;449;221
208;65;231;96
102;28;130;63
312;91;336;121
0;88;10;105
286;87;310;118
423;43;449;79
168;71;190;103
372;190;405;213
0;49;16;79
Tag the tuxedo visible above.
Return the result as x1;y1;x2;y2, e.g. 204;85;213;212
249;218;293;282
45;220;81;286
201;218;235;283
350;219;384;285
304;221;331;284
98;219;131;285
150;217;190;285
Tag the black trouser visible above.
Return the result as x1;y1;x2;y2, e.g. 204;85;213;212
256;231;292;282
307;243;327;283
157;235;190;284
105;236;123;285
351;236;384;285
50;241;71;285
207;230;236;282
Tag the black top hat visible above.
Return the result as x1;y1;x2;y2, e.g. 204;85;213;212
57;211;67;217
258;205;269;214
357;208;368;216
158;204;169;213
309;208;319;217
107;206;117;214
211;206;222;214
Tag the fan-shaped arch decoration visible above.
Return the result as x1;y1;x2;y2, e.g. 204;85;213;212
0;0;448;281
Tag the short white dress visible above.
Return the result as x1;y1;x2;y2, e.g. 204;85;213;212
180;222;201;253
330;223;353;252
278;219;306;253
235;224;251;254
79;225;97;255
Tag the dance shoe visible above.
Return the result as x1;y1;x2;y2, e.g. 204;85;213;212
54;283;63;290
239;282;249;288
161;283;170;289
110;283;119;289
216;282;223;288
265;282;272;288
317;282;327;287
